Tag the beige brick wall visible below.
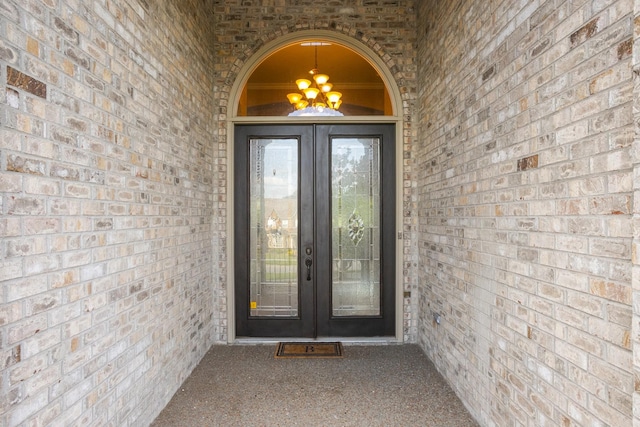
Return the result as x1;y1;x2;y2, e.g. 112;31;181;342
632;3;640;427
0;1;217;425
417;1;635;426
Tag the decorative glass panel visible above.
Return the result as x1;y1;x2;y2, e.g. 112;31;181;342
331;138;381;316
249;139;298;317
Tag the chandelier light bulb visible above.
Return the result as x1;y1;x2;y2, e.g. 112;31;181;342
313;74;329;85
296;79;311;90
327;91;342;103
321;83;333;92
303;87;320;99
287;93;303;104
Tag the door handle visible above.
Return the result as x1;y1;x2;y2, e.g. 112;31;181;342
305;257;312;281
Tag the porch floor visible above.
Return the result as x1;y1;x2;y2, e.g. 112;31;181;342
151;344;479;426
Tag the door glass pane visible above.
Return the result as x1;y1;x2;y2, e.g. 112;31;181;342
331;138;381;316
249;139;298;317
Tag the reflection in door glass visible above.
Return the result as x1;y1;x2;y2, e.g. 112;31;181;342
249;139;298;317
331;138;381;316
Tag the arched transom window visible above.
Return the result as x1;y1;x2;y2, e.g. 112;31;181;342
238;40;392;117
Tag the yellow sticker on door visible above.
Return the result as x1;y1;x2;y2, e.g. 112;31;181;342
250;301;257;309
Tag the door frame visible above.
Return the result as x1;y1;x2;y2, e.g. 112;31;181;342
225;30;405;343
234;124;396;338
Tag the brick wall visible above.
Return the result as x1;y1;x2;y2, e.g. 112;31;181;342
417;1;635;426
0;1;217;425
632;3;640;427
210;0;419;342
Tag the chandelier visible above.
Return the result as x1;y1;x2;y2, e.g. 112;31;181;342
286;45;343;116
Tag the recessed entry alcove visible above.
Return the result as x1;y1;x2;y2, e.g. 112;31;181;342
7;2;637;426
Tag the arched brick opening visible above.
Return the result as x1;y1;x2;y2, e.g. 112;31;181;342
224;29;409;118
216;26;418;343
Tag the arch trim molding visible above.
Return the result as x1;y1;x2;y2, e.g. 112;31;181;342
227;29;403;120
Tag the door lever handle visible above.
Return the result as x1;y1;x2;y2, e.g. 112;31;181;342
305;257;312;281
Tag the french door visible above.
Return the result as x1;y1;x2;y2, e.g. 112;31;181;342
234;124;395;338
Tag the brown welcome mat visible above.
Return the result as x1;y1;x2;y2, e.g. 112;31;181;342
275;342;344;358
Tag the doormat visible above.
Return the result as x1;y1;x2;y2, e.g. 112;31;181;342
274;342;344;359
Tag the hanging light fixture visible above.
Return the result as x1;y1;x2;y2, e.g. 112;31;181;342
287;43;343;116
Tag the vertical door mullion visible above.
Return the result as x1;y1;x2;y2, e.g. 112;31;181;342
299;126;316;337
315;125;332;335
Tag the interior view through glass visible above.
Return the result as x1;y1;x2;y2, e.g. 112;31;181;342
238;40;392;116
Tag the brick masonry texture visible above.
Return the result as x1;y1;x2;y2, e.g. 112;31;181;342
0;0;217;425
632;3;640;427
417;1;636;426
2;0;640;426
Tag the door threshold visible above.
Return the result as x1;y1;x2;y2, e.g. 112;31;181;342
232;337;401;345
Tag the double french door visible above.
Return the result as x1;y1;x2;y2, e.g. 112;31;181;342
234;124;395;338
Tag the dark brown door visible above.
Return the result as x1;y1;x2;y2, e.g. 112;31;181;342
234;124;395;338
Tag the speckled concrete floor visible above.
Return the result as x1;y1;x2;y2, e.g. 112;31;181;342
151;344;480;427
